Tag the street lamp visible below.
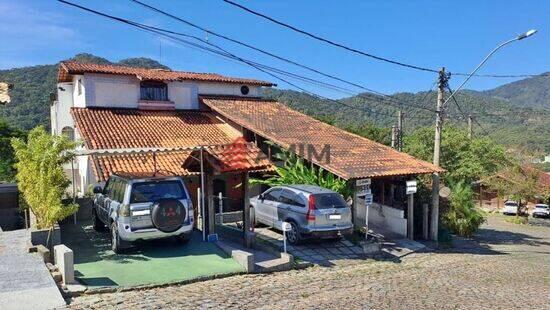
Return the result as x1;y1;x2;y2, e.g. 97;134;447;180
430;29;537;242
444;29;538;106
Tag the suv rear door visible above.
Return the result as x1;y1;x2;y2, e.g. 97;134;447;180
128;179;189;230
312;193;352;229
277;189;307;229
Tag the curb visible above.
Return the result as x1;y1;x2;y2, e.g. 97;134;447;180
64;270;248;298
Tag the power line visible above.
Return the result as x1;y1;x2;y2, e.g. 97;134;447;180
222;0;548;79
130;0;435;112
451;72;550;78
446;85;489;135
58;0;432;121
221;0;438;74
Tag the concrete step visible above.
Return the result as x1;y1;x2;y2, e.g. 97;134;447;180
254;257;292;273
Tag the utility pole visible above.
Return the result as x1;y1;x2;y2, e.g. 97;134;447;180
391;125;396;148
397;110;403;151
431;67;447;242
467;114;473;139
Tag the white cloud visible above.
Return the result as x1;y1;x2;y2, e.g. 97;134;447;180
0;2;83;51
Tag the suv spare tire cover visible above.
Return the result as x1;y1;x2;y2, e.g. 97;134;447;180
151;198;186;233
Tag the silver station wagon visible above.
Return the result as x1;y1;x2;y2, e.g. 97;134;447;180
250;185;353;244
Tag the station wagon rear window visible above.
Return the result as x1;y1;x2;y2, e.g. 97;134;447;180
130;181;186;203
314;193;348;209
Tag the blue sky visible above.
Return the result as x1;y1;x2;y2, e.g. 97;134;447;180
0;0;548;98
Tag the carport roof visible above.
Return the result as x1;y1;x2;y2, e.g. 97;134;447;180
200;95;443;180
71;107;273;181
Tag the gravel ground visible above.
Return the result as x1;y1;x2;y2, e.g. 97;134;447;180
65;214;550;309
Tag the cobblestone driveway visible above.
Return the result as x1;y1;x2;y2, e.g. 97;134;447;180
65;214;550;309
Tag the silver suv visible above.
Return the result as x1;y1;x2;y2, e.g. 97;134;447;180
92;174;194;253
250;185;353;244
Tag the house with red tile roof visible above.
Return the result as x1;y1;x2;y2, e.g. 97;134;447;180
52;61;441;241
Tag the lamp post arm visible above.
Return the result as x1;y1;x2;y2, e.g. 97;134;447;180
443;37;518;107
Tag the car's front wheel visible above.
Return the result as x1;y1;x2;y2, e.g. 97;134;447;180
286;221;301;245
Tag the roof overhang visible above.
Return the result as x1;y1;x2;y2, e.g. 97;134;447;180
200;95;444;180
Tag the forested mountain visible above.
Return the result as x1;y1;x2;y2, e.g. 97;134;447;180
483;73;550;109
0;53;548;153
0;53;169;130
264;88;550;153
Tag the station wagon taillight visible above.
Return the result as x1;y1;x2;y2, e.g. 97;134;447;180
306;195;316;221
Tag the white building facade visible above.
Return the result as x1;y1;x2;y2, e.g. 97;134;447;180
51;62;270;196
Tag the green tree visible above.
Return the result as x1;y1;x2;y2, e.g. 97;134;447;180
251;152;352;199
0;118;26;181
443;181;486;237
485;165;542;207
404;126;509;184
11;127;78;229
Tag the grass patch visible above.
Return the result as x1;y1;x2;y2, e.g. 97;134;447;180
505;215;529;225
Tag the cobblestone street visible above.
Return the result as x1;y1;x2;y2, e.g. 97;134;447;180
66;214;550;309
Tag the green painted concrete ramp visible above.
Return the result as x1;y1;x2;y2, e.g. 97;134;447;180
62;222;243;287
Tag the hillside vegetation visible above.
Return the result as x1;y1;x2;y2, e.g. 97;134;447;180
0;53;169;130
264;88;550;153
483;73;550;109
0;53;548;153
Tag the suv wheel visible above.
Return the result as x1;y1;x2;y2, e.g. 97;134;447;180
92;209;105;231
286;221;301;245
111;222;124;254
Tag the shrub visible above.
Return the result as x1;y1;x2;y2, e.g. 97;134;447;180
251;151;352;199
11;127;78;229
443;181;486;237
505;215;528;225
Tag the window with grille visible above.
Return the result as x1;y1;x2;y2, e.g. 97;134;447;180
140;81;168;101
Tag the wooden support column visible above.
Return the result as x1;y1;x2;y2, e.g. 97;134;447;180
390;184;396;206
242;172;255;248
381;181;386;205
422;203;429;240
407;193;414;240
207;172;215;236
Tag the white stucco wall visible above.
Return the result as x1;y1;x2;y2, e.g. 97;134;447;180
76;73;262;109
84;73;139;108
197;82;260;97
354;200;407;238
72;75;86;108
169;82;197;109
52;82;75;135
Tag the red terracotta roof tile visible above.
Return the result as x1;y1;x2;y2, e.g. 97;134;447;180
201;96;444;180
58;61;275;86
183;138;274;174
71;108;272;181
